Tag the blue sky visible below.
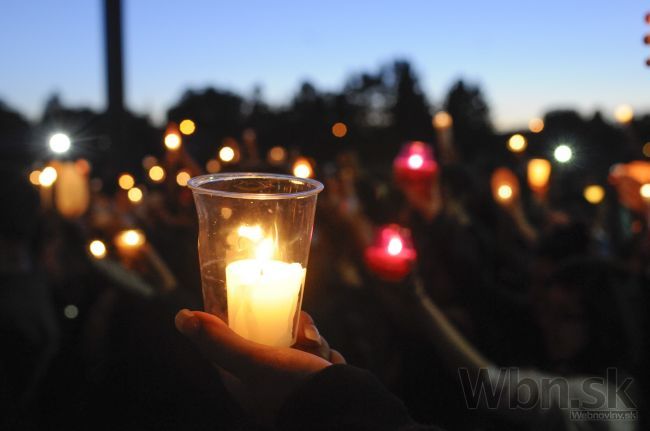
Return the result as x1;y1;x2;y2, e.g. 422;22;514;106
1;0;648;130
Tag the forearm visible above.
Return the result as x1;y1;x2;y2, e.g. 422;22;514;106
413;279;492;374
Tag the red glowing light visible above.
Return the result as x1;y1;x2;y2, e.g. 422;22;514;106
387;237;403;256
407;154;424;169
364;225;416;282
393;141;437;186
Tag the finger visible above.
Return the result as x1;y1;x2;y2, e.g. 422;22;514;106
330;349;346;364
175;309;271;380
295;311;322;348
294;334;331;360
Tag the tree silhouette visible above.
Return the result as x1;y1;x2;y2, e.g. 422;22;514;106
445;80;494;165
390;61;433;143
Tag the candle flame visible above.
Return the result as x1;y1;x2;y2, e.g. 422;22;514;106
255;238;275;260
497;184;513;200
407;154;424;169
387;237;403;256
238;225;264;242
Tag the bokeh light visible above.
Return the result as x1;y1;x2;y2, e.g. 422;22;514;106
332;122;348;138
497;184;513;201
64;304;79;319
528;118;544;133
507;134;527;153
39;166;58;187
583;185;605;204
268;146;287;165
206;159;221;173
176;170;191;187
293;158;313;178
127;187;143;203
642;142;650;158
148;165;165;182
179;119;196;135
88;239;107;259
142;155;158;169
641;183;650;200
554;144;573;163
29;170;41;186
118;173;135;190
614;105;634;124
49;133;71;154
433;111;452;128
219;146;235;162
387;237;403;256
115;229;146;248
407;154;424;169
164;132;182;150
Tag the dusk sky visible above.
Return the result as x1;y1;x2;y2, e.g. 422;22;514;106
1;0;649;130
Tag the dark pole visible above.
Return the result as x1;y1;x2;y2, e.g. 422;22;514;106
104;0;125;174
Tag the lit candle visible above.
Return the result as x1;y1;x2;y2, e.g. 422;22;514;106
364;224;417;282
527;159;551;196
225;227;305;346
491;167;520;206
393;141;438;186
114;229;146;258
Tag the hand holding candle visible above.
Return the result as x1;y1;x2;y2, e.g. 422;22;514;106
189;173;323;347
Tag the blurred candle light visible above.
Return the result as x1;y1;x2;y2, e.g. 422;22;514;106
554;144;573;163
393;141;437;184
142;155;158;170
609;161;650;212
331;122;348;138
88;239;107;259
29;170;41;186
179;119;196;135
293;157;313;178
491;167;519;205
529;118;544;133
507;134;527;153
583;185;605;205
115;229;146;256
164;124;182;150
127;187;143;203
49;133;71;154
641;183;650;201
206;159;221;173
614;105;634;124
39;166;58;187
219;146;235;163
432;111;452;129
176;170;191;187
268;146;287;165
364;224;417;282
55;162;90;218
527;158;552;194
642;143;650;158
118;173;135;190
148;165;166;182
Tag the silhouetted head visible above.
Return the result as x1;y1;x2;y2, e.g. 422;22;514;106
534;257;632;374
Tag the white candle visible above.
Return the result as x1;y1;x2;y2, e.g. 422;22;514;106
225;236;305;346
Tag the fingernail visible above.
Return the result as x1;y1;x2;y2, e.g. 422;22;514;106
176;309;200;336
304;324;322;344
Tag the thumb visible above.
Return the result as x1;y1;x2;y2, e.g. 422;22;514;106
175;309;271;380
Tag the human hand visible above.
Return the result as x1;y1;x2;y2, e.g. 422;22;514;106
175;309;344;424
